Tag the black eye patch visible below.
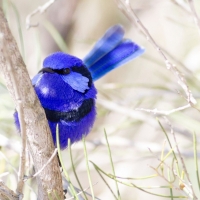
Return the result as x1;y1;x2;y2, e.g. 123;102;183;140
39;67;55;74
71;66;93;87
39;67;71;75
38;66;93;89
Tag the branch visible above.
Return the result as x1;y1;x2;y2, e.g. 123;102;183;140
171;0;191;14
26;0;57;29
164;117;197;199
0;181;18;200
0;27;26;198
187;0;200;34
115;0;196;106
0;7;63;200
135;104;191;116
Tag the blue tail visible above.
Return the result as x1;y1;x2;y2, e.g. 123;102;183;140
83;25;144;81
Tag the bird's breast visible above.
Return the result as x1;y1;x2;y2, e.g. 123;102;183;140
44;98;95;123
34;73;97;122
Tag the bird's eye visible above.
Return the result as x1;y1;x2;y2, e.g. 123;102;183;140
62;68;70;75
38;67;71;75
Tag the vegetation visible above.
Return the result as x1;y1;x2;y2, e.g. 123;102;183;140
0;0;200;199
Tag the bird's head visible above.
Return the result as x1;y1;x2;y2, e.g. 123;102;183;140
33;52;93;93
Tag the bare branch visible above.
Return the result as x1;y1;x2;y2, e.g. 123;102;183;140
0;172;9;178
26;0;57;29
66;182;99;200
97;98;157;127
164;117;197;199
0;7;63;200
115;0;197;106
0;151;18;175
171;0;191;14
0;181;18;200
148;147;194;198
135;104;191;116
187;0;200;34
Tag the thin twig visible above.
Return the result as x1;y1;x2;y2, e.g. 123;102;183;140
94;168;118;200
164;117;197;199
25;148;58;180
135;104;191;115
149;165;176;185
91;161;187;198
187;0;200;34
147;148;176;184
0;172;9;178
0;32;26;198
115;0;196;106
171;0;191;14
26;0;57;29
66;182;100;200
97;98;157;127
161;46;197;78
148;148;194;198
0;151;18;175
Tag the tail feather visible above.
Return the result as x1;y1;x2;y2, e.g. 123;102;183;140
84;25;144;81
83;25;124;67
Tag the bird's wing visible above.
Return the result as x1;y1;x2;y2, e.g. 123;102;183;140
83;25;144;81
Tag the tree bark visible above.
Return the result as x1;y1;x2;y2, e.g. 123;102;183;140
0;6;63;200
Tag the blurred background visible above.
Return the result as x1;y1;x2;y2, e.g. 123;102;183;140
1;0;200;199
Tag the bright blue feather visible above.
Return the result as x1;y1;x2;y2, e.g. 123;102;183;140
43;52;83;69
32;73;43;86
83;25;125;67
88;39;145;81
61;72;89;93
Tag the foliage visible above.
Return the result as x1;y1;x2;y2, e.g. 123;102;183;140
1;0;200;199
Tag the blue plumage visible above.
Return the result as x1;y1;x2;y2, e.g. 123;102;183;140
14;25;144;149
83;25;125;67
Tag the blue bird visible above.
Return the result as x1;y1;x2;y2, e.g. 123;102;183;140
14;25;144;149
